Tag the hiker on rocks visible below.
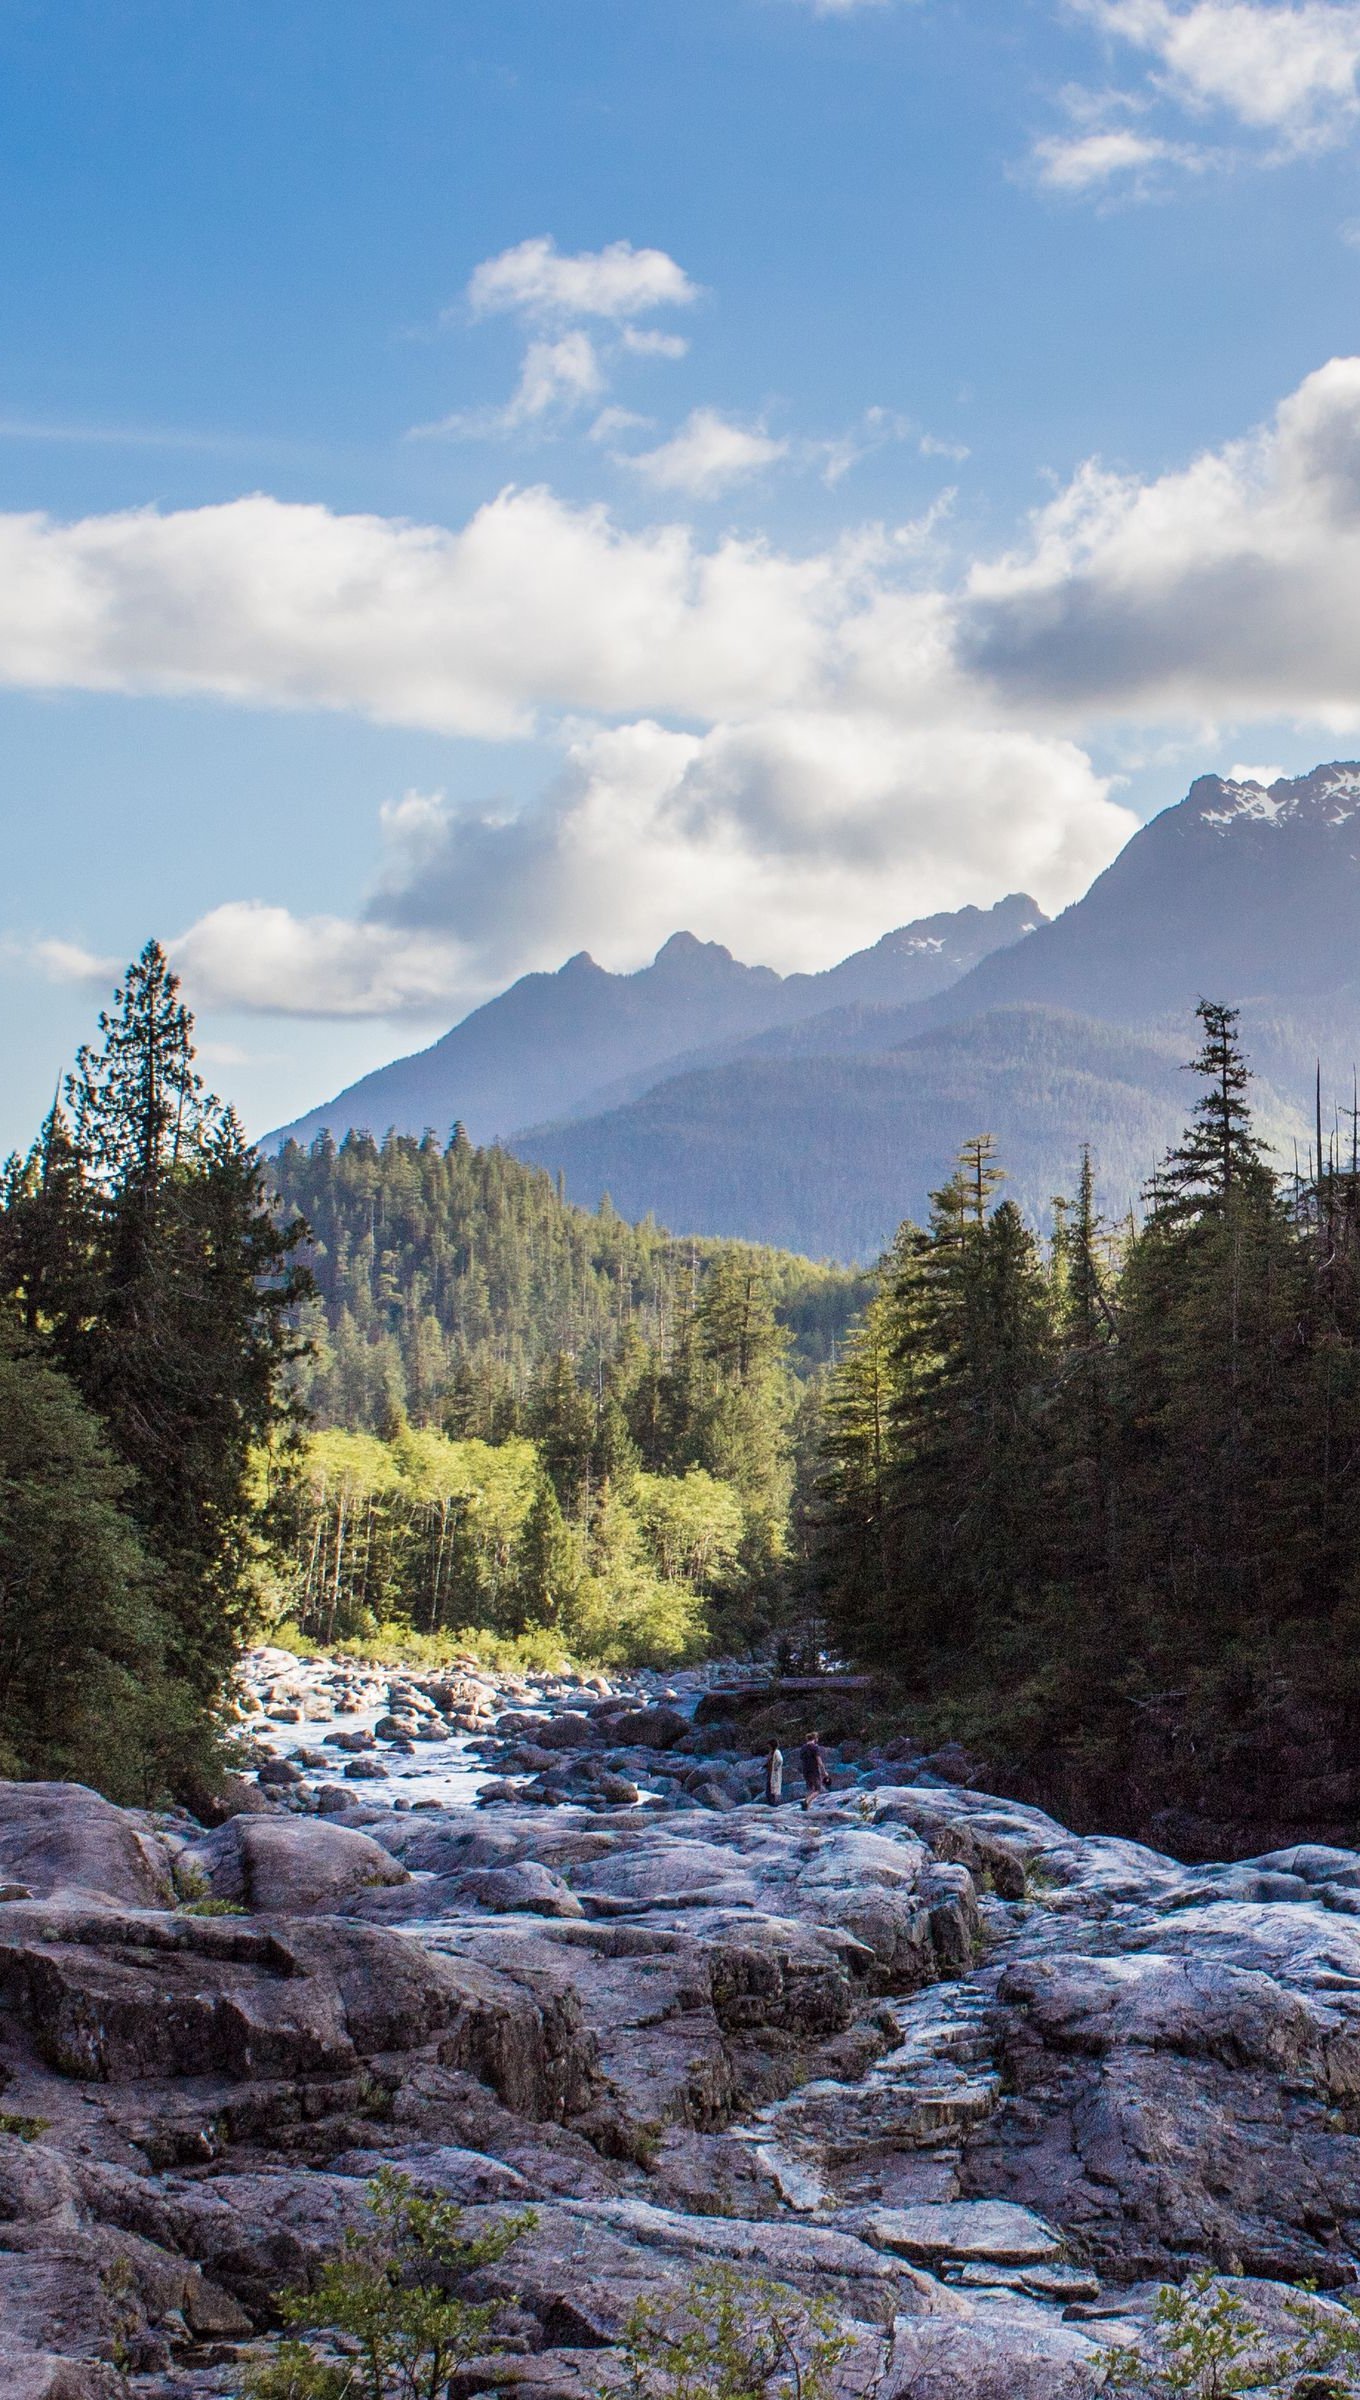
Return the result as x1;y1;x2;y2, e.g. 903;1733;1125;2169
800;1729;829;1811
764;1743;784;1806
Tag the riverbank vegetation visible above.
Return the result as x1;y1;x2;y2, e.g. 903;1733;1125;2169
0;943;311;1797
9;946;1360;1821
264;1129;866;1663
814;1001;1360;1827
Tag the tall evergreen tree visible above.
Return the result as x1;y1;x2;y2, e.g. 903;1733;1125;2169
1;943;314;1733
0;1314;170;1799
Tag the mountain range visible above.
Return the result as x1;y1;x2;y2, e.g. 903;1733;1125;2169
269;892;1044;1151
268;763;1360;1260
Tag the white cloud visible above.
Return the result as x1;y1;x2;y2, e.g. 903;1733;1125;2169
502;331;604;422
165;904;473;1018
1080;0;1360;143
414;332;605;440
621;328;691;360
14;360;1360;747
0;486;879;736
959;356;1360;721
25;356;1360;1022
1228;760;1287;785
150;719;1132;1019
1046;1;1360;187
435;238;697;443
624;409;791;496
588;406;652;442
1033;126;1202;187
23;936;119;987
466;236;700;324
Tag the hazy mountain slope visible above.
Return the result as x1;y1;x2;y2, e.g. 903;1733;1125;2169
909;764;1360;1084
513;1006;1257;1261
265;895;1044;1150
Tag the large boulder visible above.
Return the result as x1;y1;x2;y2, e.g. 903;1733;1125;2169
455;1863;584;1920
182;1815;409;1915
0;1900;595;2114
0;1784;172;1910
599;1707;689;1750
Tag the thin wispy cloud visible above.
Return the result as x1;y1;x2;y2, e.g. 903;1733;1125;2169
0;415;248;453
1038;0;1360;193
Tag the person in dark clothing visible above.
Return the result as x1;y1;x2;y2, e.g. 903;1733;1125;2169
799;1729;829;1811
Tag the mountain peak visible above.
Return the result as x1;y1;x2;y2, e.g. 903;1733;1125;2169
651;930;738;971
1193;761;1360;834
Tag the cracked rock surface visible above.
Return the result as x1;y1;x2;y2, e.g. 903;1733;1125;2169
4;1657;1360;2394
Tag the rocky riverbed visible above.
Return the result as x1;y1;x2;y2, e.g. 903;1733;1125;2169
4;1652;1360;2394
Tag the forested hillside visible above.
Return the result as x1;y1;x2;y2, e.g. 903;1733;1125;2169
271;1126;867;1427
514;1006;1233;1256
814;1002;1360;1849
266;1129;868;1662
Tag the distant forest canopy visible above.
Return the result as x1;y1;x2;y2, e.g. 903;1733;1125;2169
270;1126;870;1432
814;1000;1360;1841
266;1127;862;1661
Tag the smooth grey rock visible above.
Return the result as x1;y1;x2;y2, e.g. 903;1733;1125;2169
862;2201;1064;2266
0;1782;173;1909
182;1815;409;1914
456;1864;584;1920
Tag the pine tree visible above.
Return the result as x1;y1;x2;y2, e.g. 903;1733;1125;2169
4;944;315;1724
512;1474;582;1635
0;1314;169;1799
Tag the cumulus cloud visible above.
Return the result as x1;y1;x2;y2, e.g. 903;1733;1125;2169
1043;1;1360;189
431;237;698;441
25;356;1360;1021
167;903;474;1018
147;719;1132;1018
1080;0;1360;144
466;236;700;324
0;486;879;736
624;409;791;496
13;359;1360;744
959;355;1360;720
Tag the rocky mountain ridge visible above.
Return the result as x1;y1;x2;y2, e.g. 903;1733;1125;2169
266;896;1045;1154
269;760;1360;1259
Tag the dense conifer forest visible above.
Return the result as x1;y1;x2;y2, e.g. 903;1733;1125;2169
7;949;1360;1830
270;1126;868;1427
814;1002;1360;1834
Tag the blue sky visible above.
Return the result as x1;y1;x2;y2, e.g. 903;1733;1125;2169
6;0;1360;1146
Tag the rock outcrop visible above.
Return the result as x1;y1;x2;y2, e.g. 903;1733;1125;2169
3;1661;1360;2394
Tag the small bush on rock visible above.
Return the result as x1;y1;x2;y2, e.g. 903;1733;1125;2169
260;2168;534;2400
614;2263;852;2400
241;2339;357;2398
1102;2270;1360;2397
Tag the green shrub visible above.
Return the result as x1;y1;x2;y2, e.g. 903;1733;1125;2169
240;2340;356;2399
615;2263;853;2400
264;2167;534;2400
1102;2269;1360;2397
0;2112;50;2140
